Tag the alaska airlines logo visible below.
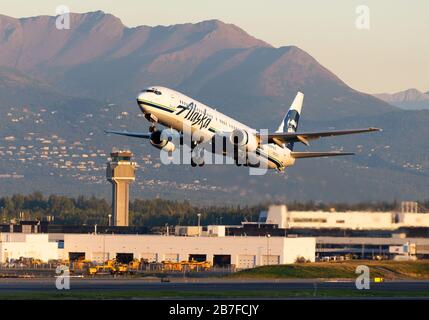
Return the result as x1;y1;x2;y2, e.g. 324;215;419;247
176;102;212;130
284;110;300;150
284;110;299;133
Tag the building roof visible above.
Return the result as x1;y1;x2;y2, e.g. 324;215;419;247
110;151;133;157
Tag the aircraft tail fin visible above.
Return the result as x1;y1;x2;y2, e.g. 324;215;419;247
276;92;304;150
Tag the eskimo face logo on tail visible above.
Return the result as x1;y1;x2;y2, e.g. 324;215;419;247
284;110;300;150
176;102;212;129
284;110;300;133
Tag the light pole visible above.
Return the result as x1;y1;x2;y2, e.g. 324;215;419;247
197;213;202;236
258;246;263;266
108;214;112;227
103;234;106;262
266;234;271;265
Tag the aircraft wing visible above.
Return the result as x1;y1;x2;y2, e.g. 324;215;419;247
258;127;381;146
105;130;152;139
291;151;354;159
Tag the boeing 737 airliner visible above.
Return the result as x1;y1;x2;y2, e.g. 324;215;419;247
106;87;380;171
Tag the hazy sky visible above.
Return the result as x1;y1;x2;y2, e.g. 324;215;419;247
2;0;428;93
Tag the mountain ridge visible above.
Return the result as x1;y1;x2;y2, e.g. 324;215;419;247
373;88;429;110
0;12;270;70
0;12;396;123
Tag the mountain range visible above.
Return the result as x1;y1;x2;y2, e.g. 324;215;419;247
373;88;429;110
0;11;427;204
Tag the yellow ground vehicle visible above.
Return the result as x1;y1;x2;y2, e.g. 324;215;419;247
14;257;45;267
87;259;130;275
88;266;98;275
116;263;128;274
162;260;211;272
95;260;116;274
127;259;141;274
129;259;141;270
162;261;183;271
31;259;43;267
87;265;115;275
182;259;211;271
195;260;211;270
73;259;93;270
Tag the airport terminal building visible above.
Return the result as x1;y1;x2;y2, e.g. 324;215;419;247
2;202;429;267
0;232;316;268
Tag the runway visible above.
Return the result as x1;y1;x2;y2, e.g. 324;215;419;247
0;278;428;295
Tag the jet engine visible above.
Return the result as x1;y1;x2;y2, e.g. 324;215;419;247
229;129;258;152
150;130;177;152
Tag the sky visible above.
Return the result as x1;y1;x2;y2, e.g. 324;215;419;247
1;0;428;94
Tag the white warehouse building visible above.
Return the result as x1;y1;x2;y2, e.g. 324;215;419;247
261;205;429;230
59;234;316;268
0;233;59;262
0;233;316;268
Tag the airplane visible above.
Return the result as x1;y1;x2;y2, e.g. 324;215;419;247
106;86;380;171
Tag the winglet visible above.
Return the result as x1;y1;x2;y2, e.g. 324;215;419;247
369;127;382;132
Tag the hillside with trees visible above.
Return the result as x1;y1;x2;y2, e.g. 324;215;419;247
1;193;427;228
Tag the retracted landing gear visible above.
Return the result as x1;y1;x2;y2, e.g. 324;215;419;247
145;113;158;133
191;141;205;167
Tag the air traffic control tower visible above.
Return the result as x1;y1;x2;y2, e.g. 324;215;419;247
106;151;136;226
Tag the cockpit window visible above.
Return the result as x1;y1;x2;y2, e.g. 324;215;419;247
145;89;162;95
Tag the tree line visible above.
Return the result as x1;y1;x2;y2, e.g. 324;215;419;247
0;192;427;227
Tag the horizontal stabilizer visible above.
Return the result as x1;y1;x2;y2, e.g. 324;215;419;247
105;130;151;139
291;151;354;159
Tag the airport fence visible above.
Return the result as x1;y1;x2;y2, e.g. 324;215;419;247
0;261;236;276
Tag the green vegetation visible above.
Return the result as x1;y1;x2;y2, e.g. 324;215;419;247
232;261;429;280
0;192;262;227
1;289;429;300
2;192;428;228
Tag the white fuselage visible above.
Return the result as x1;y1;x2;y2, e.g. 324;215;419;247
137;86;295;170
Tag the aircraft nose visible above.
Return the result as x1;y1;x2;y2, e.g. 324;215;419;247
136;92;147;113
137;92;145;102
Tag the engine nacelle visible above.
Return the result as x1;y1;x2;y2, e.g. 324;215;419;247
229;129;258;152
150;130;176;152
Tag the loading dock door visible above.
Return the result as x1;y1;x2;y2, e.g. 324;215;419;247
213;255;231;267
189;254;207;262
262;255;280;265
116;253;134;264
141;253;158;263
164;254;179;262
238;255;256;269
69;252;85;261
92;252;109;262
